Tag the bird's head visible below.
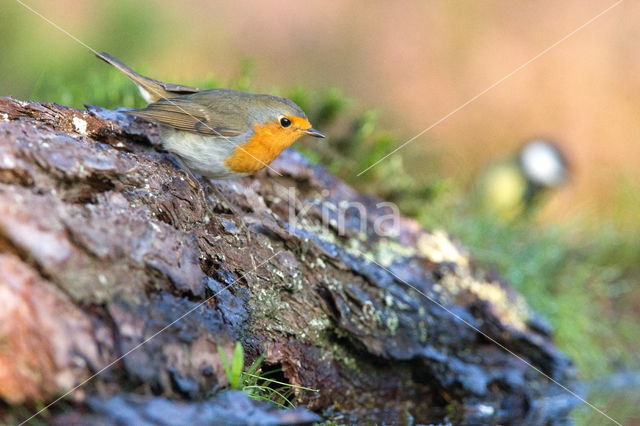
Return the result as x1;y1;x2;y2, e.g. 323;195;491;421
250;95;325;148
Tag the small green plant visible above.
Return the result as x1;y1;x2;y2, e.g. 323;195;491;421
217;342;246;390
217;342;318;409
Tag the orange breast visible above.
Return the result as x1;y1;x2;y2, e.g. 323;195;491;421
224;121;305;174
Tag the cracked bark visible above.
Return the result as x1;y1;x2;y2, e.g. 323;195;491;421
0;97;577;424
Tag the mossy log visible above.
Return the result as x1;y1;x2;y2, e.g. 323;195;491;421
0;97;577;424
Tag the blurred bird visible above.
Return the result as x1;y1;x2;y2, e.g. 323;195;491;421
479;139;569;221
96;52;325;181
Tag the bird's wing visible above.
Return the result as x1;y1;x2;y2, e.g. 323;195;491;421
155;82;201;96
126;96;244;137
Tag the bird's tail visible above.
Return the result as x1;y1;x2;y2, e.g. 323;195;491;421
95;52;200;103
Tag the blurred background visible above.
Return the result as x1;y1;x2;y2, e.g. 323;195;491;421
3;0;639;422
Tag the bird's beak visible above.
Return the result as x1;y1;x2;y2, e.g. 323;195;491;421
302;128;326;138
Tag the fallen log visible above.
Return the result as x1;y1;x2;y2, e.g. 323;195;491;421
0;97;577;424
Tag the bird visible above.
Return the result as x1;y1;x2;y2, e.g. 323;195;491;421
95;52;325;181
479;139;569;221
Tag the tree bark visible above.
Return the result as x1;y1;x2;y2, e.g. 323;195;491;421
0;97;577;424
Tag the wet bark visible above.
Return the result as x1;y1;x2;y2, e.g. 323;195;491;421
0;97;577;424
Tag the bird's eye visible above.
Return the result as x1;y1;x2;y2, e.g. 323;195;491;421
279;117;291;127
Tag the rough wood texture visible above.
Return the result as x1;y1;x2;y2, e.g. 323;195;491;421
0;97;577;424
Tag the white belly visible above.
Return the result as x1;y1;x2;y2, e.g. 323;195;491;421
159;127;247;179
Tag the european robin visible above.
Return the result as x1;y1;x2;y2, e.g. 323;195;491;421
96;52;325;180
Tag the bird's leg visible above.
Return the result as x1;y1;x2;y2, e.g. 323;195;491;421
167;154;251;240
168;154;215;219
168;154;200;191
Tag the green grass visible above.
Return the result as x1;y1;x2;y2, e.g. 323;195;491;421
31;71;147;110
218;342;318;408
28;69;640;381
